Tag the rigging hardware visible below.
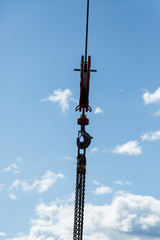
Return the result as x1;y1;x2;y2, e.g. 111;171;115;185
73;1;96;240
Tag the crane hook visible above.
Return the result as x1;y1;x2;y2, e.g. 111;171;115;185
77;125;93;149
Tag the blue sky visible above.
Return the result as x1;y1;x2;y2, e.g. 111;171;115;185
1;0;160;239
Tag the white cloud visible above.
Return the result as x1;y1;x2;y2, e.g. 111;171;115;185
143;87;160;104
84;193;160;238
42;89;73;112
92;186;113;195
7;192;160;240
16;157;22;162
3;163;20;174
141;131;160;141
93;180;101;186
94;107;104;114
9;171;64;193
114;180;123;185
9;193;17;200
113;140;142;156
0;232;6;237
90;147;98;154
154;109;160;116
125;181;132;186
114;181;132;186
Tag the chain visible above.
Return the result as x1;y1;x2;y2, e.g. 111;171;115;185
73;151;86;240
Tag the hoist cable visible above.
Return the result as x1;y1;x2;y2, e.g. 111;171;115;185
85;0;90;64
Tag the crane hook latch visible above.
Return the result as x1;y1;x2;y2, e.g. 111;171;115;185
77;130;93;149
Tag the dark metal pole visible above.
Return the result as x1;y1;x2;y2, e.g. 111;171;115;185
85;0;90;64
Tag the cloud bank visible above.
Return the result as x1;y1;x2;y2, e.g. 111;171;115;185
6;192;160;240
